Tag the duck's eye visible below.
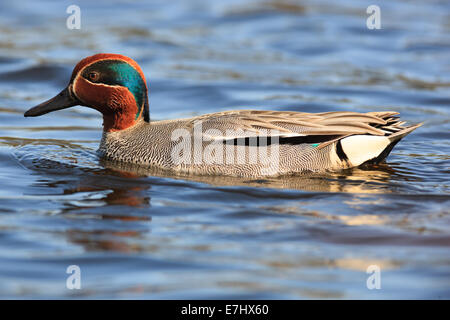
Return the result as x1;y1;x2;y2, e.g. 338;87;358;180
88;72;99;82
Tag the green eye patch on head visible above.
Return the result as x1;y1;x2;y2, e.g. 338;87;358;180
81;59;147;120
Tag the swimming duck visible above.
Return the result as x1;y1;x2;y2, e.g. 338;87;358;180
24;53;421;177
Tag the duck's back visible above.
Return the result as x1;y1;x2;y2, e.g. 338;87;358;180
99;110;421;177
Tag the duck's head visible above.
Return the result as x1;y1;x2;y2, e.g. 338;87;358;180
24;53;149;132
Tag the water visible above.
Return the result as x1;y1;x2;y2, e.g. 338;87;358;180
0;0;449;299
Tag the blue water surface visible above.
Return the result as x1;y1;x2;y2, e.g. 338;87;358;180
0;0;449;299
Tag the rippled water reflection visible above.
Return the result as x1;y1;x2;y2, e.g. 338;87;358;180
0;0;449;299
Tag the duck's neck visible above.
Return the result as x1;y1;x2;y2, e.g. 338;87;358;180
101;94;149;132
102;108;139;132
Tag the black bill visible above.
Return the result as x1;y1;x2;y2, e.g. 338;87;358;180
24;86;79;117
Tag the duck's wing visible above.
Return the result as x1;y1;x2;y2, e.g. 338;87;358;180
188;110;400;146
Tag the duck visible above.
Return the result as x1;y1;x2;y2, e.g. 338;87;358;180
24;53;422;178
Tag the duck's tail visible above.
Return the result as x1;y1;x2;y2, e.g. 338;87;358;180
338;112;422;167
366;122;423;165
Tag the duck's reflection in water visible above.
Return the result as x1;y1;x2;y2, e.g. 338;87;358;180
53;167;153;253
33;157;406;254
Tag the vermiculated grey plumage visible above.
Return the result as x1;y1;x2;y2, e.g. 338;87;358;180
98;110;422;178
